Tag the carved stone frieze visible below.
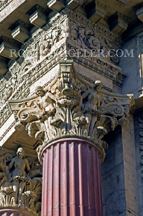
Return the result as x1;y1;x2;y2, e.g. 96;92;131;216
67;13;121;64
0;147;42;216
64;9;121;45
9;60;134;163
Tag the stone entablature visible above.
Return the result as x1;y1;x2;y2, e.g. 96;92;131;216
0;147;42;216
9;60;134;163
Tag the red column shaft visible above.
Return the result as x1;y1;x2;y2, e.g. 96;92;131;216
41;138;103;216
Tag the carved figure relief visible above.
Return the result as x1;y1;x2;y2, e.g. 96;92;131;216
8;147;30;204
39;26;62;58
0;147;42;216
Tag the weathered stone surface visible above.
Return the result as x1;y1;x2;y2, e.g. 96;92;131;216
101;114;139;216
122;114;139;215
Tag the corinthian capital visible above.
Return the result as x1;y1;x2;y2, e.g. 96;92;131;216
9;60;134;163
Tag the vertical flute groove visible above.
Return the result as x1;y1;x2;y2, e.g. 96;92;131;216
41;152;46;216
93;149;99;215
69;142;76;216
65;142;68;216
72;142;76;216
57;143;60;216
79;143;84;216
58;143;61;216
45;150;48;216
97;153;103;215
88;146;94;215
51;145;54;216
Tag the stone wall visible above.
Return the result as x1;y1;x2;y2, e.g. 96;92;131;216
101;126;126;216
101;113;139;216
135;111;143;216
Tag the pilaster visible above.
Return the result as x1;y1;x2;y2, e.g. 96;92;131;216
122;113;139;215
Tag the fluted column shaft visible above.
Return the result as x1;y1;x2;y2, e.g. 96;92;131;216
41;138;103;216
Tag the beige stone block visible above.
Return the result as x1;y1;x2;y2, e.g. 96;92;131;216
109;12;128;35
47;0;65;12
66;0;79;10
0;37;19;60
29;6;47;28
12;23;29;43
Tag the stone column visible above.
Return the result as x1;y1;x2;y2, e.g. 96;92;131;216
9;60;133;216
41;138;103;216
